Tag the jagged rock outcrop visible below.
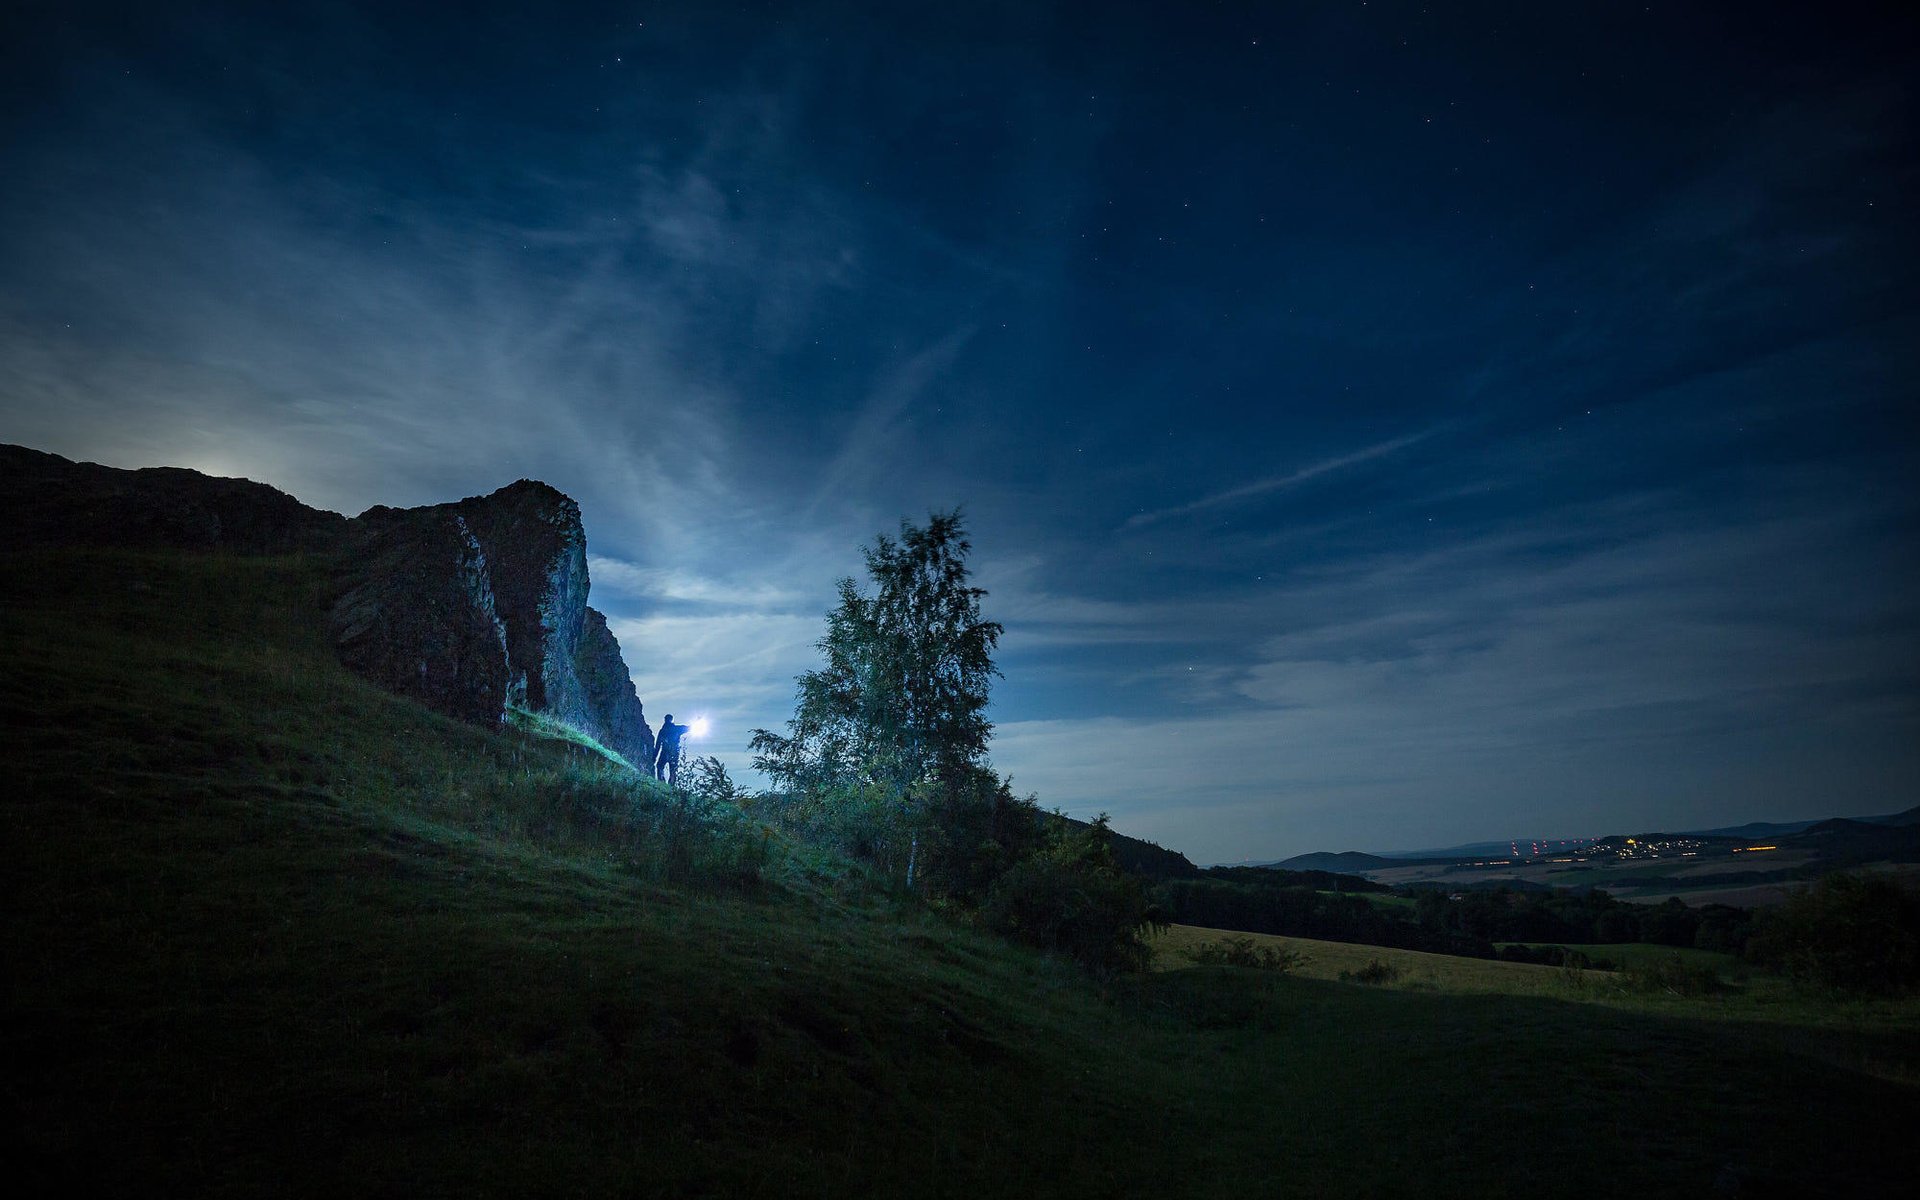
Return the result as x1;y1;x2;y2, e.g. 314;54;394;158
2;443;656;765
336;481;655;764
327;511;510;726
0;443;346;553
574;605;654;768
449;481;591;717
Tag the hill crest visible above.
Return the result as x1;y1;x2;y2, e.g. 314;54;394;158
2;442;656;765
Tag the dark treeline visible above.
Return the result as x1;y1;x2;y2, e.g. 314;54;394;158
1413;888;1754;955
1152;868;1757;963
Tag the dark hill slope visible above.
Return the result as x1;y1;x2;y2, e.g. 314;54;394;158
0;548;1168;1196
0;443;346;553
1055;813;1202;878
1692;807;1920;838
6;546;1918;1196
1780;817;1920;864
2;443;654;768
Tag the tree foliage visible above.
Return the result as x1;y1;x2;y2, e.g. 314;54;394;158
749;510;1159;972
1745;872;1920;994
749;511;1015;895
751;510;1002;798
680;755;743;806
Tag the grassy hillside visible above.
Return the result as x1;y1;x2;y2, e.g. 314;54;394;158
1158;926;1919;1044
5;548;1918;1197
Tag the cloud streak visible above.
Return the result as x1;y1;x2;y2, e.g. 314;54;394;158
999;481;1918;863
1122;427;1444;530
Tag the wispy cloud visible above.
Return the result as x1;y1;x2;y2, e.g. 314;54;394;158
1122;427;1443;530
804;325;978;518
588;555;804;610
998;472;1919;863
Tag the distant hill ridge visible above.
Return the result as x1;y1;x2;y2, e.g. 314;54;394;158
1055;815;1201;878
1687;806;1920;839
1265;804;1920;870
1;443;656;767
1262;803;1920;877
1265;851;1402;872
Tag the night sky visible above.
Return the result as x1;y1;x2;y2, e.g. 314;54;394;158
3;2;1915;862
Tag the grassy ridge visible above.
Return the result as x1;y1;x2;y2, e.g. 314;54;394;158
5;549;1919;1197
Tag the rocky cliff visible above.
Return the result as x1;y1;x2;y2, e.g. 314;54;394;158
2;444;655;765
328;508;511;727
345;481;655;768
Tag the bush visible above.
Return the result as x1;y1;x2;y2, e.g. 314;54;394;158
681;755;744;805
1746;872;1920;994
1183;935;1306;973
745;768;1044;904
1557;954;1592;993
453;759;773;890
1620;955;1727;997
1497;943;1595;968
979;815;1161;974
1340;959;1402;986
1691;904;1753;955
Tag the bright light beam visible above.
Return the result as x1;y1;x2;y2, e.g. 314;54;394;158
688;716;711;739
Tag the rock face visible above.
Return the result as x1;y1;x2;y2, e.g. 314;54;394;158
327;510;511;726
341;481;656;766
339;484;656;764
2;443;656;764
449;481;591;717
574;605;654;767
0;444;347;553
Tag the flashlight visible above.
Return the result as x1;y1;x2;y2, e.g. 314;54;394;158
688;716;711;739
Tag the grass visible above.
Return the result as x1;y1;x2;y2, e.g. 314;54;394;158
1158;923;1582;997
1160;924;1919;1031
5;547;1919;1197
1338;889;1417;911
1500;941;1755;974
505;703;637;770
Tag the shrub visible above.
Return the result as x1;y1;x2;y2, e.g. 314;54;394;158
1557;954;1591;993
452;759;773;890
1340;959;1402;986
1183;935;1305;973
1620;955;1726;997
1497;943;1593;968
979;815;1161;974
681;755;744;805
1745;872;1920;994
1691;904;1753;955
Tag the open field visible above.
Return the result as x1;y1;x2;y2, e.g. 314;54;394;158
1155;924;1920;1046
1623;862;1920;909
7;549;1920;1197
1363;852;1824;903
1158;923;1581;997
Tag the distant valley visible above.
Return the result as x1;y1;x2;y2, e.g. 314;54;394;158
1254;807;1920;906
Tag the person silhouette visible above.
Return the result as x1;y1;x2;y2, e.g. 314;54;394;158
653;713;689;786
